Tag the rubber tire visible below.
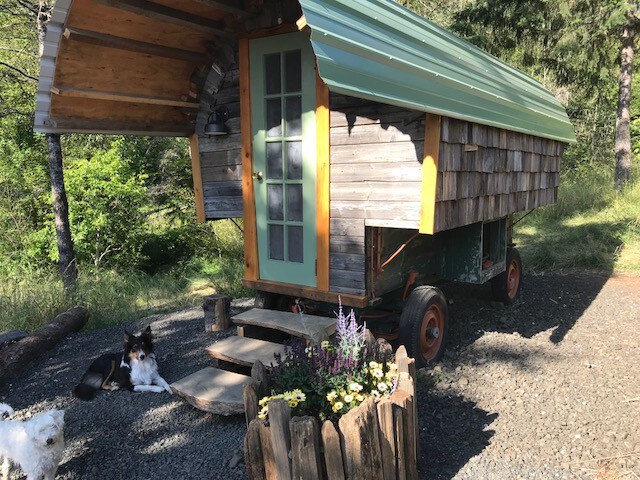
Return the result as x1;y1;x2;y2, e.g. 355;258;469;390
491;247;523;305
398;286;449;368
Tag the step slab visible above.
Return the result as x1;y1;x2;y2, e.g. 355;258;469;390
170;367;249;415
232;308;336;342
206;336;285;370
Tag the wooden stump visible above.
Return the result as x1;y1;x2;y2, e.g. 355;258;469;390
0;306;89;386
338;397;384;480
290;416;323;480
203;294;231;332
257;419;278;480
243;381;259;426
377;398;397;480
251;360;269;399
390;390;418;480
0;330;28;350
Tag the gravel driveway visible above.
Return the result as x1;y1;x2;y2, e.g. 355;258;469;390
1;273;638;479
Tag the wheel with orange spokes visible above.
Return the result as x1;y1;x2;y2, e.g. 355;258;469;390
399;286;449;368
491;247;523;305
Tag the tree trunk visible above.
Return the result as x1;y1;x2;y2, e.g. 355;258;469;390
614;20;636;189
47;133;78;290
37;0;78;289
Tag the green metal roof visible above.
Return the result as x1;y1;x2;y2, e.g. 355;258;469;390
298;0;576;143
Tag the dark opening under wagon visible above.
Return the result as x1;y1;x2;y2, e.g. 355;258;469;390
36;0;576;367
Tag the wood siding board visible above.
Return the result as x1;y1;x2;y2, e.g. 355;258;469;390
331;182;422;202
329;237;366;255
329;218;365;238
189;134;206;222
329;142;424;165
330;253;366;273
330;121;424;146
329;269;366;289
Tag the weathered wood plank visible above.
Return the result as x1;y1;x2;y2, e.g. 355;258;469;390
330;162;423;183
330;253;366;273
377;398;397;480
268;399;292;480
321;420;346;480
330;121;424;146
290;416;323;480
329;269;365;290
330;105;423;128
199;148;242;166
331;182;422;202
330;218;365;237
329;236;365;255
201;163;241;182
257;419;278;480
338;397;384;479
245;418;266;480
243;382;259;427
391;390;418;480
330;201;421;221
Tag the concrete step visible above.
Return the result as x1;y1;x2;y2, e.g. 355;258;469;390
205;336;285;370
170;367;250;415
232;308;337;342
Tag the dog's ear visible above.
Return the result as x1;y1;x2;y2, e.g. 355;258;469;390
143;325;152;338
53;410;65;423
124;330;131;342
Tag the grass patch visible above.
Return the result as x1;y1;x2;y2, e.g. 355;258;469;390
0;255;248;332
514;168;640;273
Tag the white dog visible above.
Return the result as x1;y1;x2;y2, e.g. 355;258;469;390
0;403;65;480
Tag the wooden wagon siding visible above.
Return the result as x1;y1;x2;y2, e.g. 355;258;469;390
196;65;243;219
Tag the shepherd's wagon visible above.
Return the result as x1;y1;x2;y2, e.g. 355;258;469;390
36;0;575;367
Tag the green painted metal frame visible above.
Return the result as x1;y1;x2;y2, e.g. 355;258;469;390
250;31;318;287
298;0;576;143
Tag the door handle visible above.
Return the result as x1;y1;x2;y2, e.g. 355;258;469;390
252;171;263;181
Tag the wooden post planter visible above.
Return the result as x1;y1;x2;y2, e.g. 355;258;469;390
243;346;419;480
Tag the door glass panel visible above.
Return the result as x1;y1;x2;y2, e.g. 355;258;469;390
265;53;281;94
285;96;302;136
284;50;301;93
269;224;284;261
286;184;303;222
266;98;282;138
286;141;302;180
266;142;283;179
288;226;303;263
267;184;283;220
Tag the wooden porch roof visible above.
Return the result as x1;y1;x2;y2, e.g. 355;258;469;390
35;0;294;136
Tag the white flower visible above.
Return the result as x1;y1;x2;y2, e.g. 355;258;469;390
349;382;363;392
378;382;388;391
373;368;384;379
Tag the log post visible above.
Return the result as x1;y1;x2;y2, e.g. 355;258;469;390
0;306;89;386
377;398;397;480
321;420;346;480
251;360;269;399
390;390;418;480
338;397;383;479
393;404;407;480
257;419;278;480
203;294;231;332
244;418;266;480
290;416;323;480
268;399;292;480
243;381;259;426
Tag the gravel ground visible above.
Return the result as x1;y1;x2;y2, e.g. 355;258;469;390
419;272;640;480
1;273;639;479
0;299;254;480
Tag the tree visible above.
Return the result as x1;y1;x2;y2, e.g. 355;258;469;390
614;1;639;189
37;0;77;288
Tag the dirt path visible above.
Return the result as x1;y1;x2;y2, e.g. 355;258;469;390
0;273;638;479
419;272;640;479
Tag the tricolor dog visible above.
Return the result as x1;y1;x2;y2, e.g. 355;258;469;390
73;326;172;400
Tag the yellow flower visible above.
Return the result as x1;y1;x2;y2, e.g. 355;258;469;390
344;394;354;403
333;401;344;412
327;390;338;401
356;394;364;402
369;361;379;369
321;340;330;349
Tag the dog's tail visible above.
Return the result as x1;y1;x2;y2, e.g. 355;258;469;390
0;403;14;420
73;372;103;401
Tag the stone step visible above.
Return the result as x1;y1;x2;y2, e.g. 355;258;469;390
232;308;337;342
170;367;250;415
205;336;285;370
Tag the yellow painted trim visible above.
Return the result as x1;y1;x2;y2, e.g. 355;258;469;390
188;133;205;223
239;38;259;281
419;113;442;234
315;72;330;292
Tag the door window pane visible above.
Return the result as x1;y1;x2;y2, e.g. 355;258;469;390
268;184;283;220
286;184;303;222
288;226;303;263
285;96;302;137
266;142;283;179
286;141;302;180
284;50;301;93
269;224;284;261
266;99;282;138
265;53;281;94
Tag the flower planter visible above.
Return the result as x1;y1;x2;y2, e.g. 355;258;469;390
243;346;419;480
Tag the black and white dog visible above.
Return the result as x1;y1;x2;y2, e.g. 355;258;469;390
73;326;172;401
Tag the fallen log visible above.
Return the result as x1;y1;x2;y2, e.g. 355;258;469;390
0;306;89;386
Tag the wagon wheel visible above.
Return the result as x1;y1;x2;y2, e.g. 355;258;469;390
491;247;523;305
399;286;449;368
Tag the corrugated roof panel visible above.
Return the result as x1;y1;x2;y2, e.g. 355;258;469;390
299;0;576;143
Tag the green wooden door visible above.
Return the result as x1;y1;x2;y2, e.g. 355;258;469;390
250;32;317;287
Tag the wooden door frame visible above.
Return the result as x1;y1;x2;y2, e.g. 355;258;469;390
239;29;338;300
